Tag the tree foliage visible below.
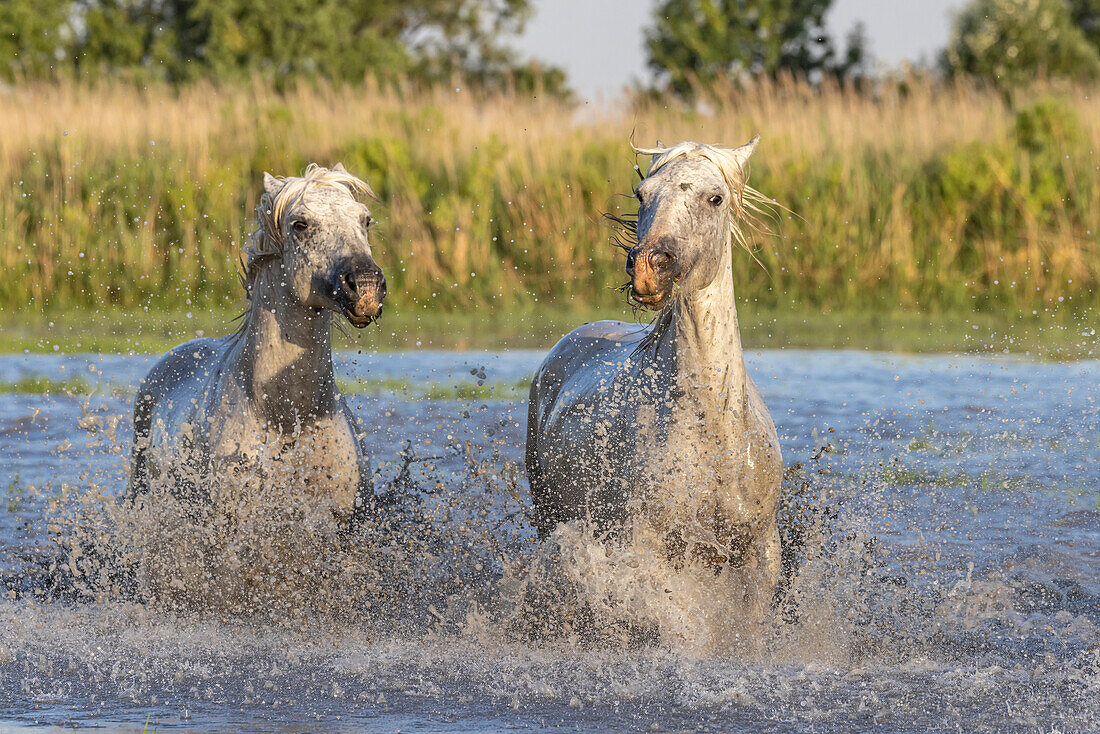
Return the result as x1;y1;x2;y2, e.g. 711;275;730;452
644;0;866;96
0;0;72;79
944;0;1100;87
0;0;566;93
1069;0;1100;48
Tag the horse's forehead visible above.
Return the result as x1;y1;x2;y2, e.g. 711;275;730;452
291;184;366;217
644;156;725;193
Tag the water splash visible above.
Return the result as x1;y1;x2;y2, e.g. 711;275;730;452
1;350;1097;731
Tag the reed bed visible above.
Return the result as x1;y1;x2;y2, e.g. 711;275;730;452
2;76;1097;315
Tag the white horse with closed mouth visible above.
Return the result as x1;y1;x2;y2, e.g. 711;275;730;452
129;164;385;524
526;138;784;602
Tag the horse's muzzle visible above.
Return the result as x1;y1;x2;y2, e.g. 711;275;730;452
335;263;387;327
627;238;679;310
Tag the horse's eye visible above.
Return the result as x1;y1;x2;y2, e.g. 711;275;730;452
292;219;309;232
708;194;723;206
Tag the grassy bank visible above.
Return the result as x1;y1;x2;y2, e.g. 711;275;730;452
0;372;532;400
1;77;1098;320
1;306;1094;359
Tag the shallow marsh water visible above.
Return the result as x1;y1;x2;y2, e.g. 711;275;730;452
0;348;1096;732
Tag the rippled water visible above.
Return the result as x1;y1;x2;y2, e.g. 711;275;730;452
0;349;1097;732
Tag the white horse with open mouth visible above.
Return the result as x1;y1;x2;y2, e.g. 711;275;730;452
526;138;784;601
128;164;385;525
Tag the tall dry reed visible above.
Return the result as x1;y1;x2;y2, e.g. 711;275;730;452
2;76;1097;314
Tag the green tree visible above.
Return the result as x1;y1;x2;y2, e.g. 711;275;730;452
943;0;1100;87
644;0;866;96
1;0;566;92
1068;0;1100;48
133;0;418;82
407;0;569;94
0;0;72;79
73;0;161;75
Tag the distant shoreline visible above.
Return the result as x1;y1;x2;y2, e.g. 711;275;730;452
1;307;1093;360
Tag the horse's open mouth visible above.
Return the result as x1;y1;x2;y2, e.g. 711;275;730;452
343;305;381;327
630;289;669;309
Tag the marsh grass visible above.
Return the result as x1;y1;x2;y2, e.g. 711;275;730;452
1;304;1094;357
336;376;530;400
2;76;1098;321
0;370;526;401
881;464;1036;492
0;376;92;394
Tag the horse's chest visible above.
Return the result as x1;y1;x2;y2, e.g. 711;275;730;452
211;411;361;514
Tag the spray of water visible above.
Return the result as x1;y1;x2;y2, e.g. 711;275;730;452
2;375;1097;730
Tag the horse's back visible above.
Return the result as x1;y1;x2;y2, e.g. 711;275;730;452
135;337;228;427
529;319;651;450
139;337;225;395
527;320;652;534
531;321;648;411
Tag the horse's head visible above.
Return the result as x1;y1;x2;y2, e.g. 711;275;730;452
625;138;760;310
254;163;386;327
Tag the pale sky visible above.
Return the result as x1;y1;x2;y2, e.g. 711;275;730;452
519;0;965;99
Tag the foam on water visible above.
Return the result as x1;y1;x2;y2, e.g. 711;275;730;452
0;350;1097;731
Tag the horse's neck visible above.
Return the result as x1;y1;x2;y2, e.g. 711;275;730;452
231;270;337;430
659;256;747;419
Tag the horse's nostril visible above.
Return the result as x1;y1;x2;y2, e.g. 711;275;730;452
341;272;359;297
340;268;384;301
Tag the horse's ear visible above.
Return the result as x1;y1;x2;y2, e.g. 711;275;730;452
332;162;347;173
262;172;284;197
731;135;760;169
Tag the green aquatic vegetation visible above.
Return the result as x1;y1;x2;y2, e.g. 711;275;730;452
0;305;632;354
1;371;525;402
335;376;415;396
905;425;976;455
905;437;934;452
977;470;1028;492
0;376;92;394
0;375;133;397
882;463;1034;492
5;474;27;512
336;377;529;400
881;466;949;487
0;372;522;401
0;303;1096;360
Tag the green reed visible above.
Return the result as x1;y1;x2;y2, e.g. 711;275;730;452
1;78;1097;317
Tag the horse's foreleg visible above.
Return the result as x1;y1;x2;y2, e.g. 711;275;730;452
759;521;782;604
127;448;149;499
525;378;559;538
344;463;375;536
126;390;156;501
